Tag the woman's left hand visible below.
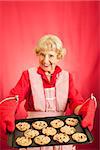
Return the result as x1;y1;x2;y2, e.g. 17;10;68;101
78;95;97;131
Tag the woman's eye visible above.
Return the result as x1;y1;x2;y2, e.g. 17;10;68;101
49;54;54;58
40;53;45;57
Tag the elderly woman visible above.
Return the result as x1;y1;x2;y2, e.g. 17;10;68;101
0;34;97;150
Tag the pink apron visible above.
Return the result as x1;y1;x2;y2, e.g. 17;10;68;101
19;68;76;150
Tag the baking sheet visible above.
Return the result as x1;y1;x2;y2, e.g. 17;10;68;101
8;114;94;148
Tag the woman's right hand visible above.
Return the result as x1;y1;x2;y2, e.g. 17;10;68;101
0;99;17;133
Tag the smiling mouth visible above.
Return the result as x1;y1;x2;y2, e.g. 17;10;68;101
43;64;50;67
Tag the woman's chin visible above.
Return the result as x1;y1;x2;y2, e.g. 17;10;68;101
41;66;51;72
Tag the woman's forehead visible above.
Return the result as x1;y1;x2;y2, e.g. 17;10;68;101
39;49;57;55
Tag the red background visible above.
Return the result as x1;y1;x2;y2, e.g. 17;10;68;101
0;1;99;150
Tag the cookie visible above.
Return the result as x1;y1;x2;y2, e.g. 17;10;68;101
72;132;87;142
60;125;76;135
34;135;51;145
53;133;70;143
42;127;57;136
65;118;78;126
16;122;30;131
16;136;32;146
50;119;64;128
24;129;39;138
32;121;48;130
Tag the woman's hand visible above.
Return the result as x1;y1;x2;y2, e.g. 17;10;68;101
0;99;17;133
78;94;97;131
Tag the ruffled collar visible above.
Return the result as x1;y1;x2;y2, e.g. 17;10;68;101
37;66;62;84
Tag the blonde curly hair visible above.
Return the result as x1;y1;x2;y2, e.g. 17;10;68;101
35;34;66;59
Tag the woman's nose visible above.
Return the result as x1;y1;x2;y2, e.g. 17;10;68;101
43;55;49;63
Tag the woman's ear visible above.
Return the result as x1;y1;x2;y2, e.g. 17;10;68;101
62;48;67;57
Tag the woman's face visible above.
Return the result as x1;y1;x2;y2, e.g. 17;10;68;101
38;50;59;73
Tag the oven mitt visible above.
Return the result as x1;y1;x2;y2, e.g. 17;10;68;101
0;99;17;133
0;99;28;133
78;98;97;131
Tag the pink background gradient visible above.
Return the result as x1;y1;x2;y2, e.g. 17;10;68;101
0;1;99;150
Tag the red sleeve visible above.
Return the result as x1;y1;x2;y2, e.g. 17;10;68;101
9;70;31;103
68;73;85;113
